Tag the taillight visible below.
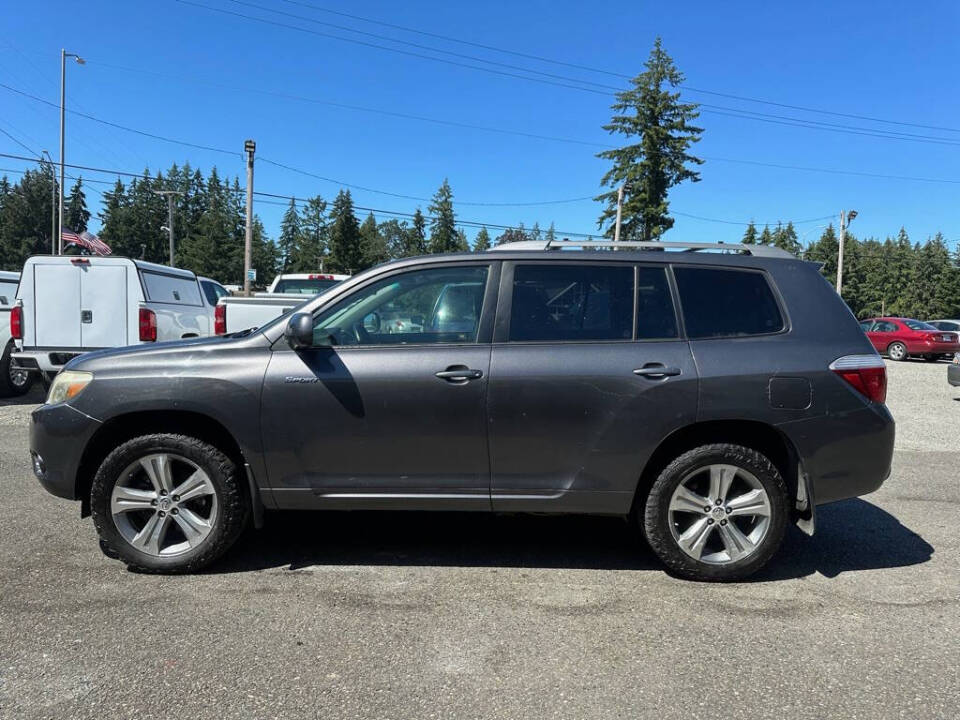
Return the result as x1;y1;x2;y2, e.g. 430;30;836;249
10;305;23;340
214;304;226;335
139;308;157;342
830;354;886;404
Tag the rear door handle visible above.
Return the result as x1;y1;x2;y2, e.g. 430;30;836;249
435;367;483;382
633;365;682;379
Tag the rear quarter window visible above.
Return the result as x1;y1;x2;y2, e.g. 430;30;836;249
0;280;17;307
674;267;784;338
142;271;203;306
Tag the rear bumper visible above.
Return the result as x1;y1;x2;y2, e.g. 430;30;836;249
780;403;895;506
13;349;85;373
30;402;102;500
910;341;959;355
949;363;960;387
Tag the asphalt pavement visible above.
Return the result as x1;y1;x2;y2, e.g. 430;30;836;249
1;360;958;719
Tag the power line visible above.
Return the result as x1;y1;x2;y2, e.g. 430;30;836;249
1;152;837;230
272;0;960;134
0;124;40;157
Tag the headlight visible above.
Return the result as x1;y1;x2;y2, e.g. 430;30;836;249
45;371;93;405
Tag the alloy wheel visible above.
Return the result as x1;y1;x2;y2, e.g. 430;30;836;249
667;463;772;565
111;453;218;557
8;363;29;389
888;343;906;361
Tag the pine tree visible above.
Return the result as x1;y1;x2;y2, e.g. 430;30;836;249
495;226;529;245
473;226;491;252
596;38;703;241
545;222;556;243
328;189;363;273
294;195;328;271
428;179;457;253
741;222;757;244
65;178;90;233
772;221;800;255
359;212;388;269
530;222;542;242
758;225;773;245
805;225;839;285
407;208;427;255
278;197;302;272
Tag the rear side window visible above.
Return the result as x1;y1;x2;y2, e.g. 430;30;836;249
142;271;202;306
509;264;633;342
201;280;229;306
636;266;678;340
0;280;17;307
674;267;784;338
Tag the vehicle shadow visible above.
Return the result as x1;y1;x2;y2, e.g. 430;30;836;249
207;497;933;581
0;386;45;407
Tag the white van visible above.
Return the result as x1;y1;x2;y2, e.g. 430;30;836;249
11;256;223;377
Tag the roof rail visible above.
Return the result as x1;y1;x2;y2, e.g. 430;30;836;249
487;239;796;259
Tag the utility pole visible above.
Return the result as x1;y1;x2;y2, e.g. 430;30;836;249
613;183;627;243
58;50;84;254
41;151;55;254
153;190;183;266
243;139;256;296
836;209;857;297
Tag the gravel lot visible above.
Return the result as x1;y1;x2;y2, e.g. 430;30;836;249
1;360;958;719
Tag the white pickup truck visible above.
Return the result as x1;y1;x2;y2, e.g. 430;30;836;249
11;256;227;379
1;270;33;396
215;272;349;335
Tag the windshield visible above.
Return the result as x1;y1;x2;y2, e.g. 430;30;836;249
273;278;342;294
904;319;938;331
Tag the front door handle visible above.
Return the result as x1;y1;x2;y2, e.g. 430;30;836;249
435;367;484;382
633;365;682;379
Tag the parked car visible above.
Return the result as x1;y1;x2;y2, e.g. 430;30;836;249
29;240;895;581
11;256;222;380
0;270;34;397
861;317;960;361
927;319;960;336
949;354;960;387
267;273;350;294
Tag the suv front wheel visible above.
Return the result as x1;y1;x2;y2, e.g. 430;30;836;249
643;444;788;581
91;434;249;573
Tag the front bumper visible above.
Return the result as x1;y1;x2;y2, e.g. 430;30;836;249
949;363;960;387
30;402;102;500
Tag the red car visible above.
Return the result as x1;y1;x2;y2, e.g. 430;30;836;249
861;317;960;361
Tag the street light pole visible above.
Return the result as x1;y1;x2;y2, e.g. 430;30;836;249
153;191;183;266
836;209;857;297
243;139;256;297
58;49;84;254
613;183;627;243
41;150;55;254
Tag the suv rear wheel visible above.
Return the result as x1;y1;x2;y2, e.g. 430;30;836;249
643;444;788;581
90;434;249;573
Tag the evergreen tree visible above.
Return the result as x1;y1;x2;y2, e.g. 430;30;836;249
758;225;773;245
596;37;703;241
359;212;389;269
328;189;362;273
772;221;800;255
545;222;557;243
454;228;470;252
473;226;491;252
530;222;542;242
495;226;529;245
250;216;279;286
293;195;328;271
65;178;90;233
379;218;411;259
0;167;56;268
742;222;758;244
805;225;839;285
407;208;428;255
278;197;302;272
428;179;457;253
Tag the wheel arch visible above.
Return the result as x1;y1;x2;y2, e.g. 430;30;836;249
633;420;802;518
76;410;258;522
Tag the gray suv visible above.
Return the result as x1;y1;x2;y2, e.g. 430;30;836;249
29;240;894;580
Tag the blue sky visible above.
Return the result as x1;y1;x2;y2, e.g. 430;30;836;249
2;0;959;249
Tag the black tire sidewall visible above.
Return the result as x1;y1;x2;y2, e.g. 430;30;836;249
643;444;789;581
0;340;32;397
90;433;248;573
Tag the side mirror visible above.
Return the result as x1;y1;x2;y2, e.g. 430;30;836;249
284;312;316;350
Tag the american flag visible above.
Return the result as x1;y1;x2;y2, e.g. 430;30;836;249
62;229;112;256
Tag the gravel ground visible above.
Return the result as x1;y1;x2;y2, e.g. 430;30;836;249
0;360;957;719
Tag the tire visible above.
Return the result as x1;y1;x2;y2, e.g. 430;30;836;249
887;342;908;361
642;443;789;581
90;434;249;573
0;340;34;398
